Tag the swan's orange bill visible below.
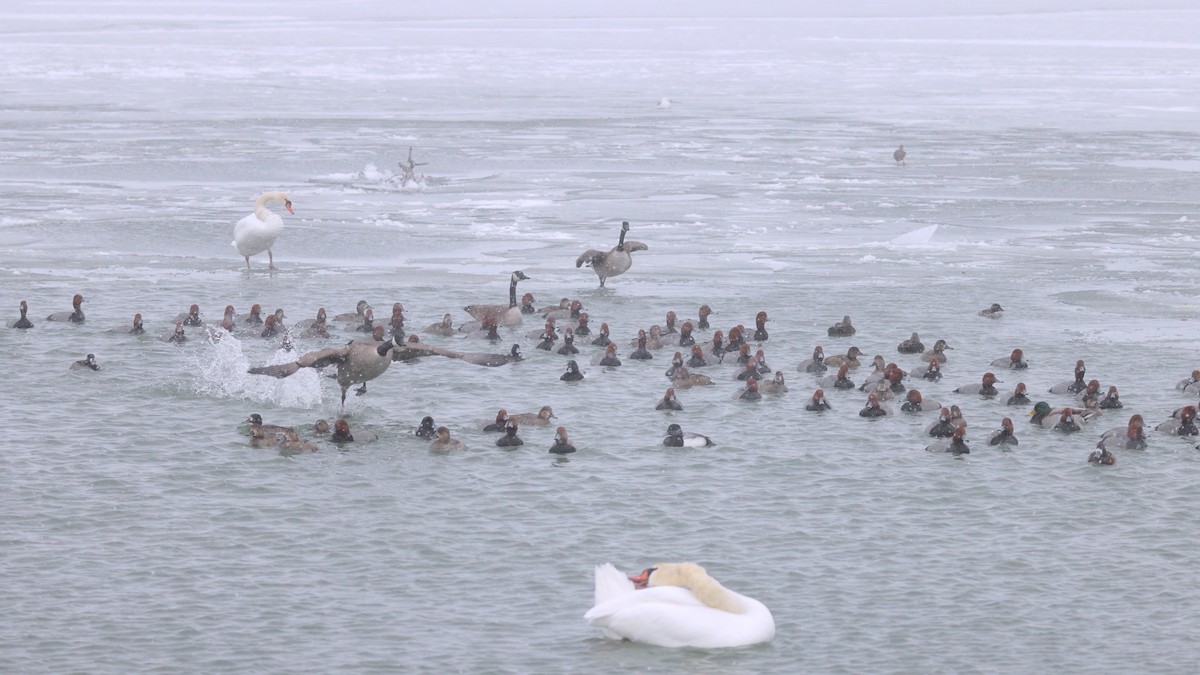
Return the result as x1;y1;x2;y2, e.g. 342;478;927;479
629;569;652;589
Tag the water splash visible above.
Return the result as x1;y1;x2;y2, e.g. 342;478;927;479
185;329;325;408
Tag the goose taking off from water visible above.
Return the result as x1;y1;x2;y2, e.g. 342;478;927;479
232;191;292;270
247;335;403;407
576;221;648;287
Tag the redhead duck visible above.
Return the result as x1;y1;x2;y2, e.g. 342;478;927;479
572;312;592;336
695;304;715;331
464;271;531;327
462;315;502;341
216;305;237;333
675;321;696;348
333;300;371;323
386;303;405;339
9;300;33;329
556;329;580;355
991;349;1027;370
725;325;746;352
662;423;715;448
429;426;468;452
529;317;557;342
927;425;970;455
805;389;832;411
909;359;942;382
561;360;584;382
664;352;684;379
1077;379;1103;408
628;330;653;360
70;353;100;371
901;389;940;413
927;408;960;437
824;346;864;370
47;293;85;323
1175;370;1200;395
988;418;1019;446
858;355;888;389
753;350;772;375
670;366;713;389
955;372;1001;398
1049;360;1087;395
591;323;612;347
415;416;437;439
544;299;584;322
827;315;855;337
161;321;187;343
897;332;924;354
232;191;292;270
425;313;456;337
243;303;263;325
247;335;405;407
483;409;509;433
920;339;952;364
702;330;726;363
876;365;907;398
1007;383;1031;406
331;419;356;444
760;371;788;396
353;308;375;333
1098;415;1146;451
1156;406;1198;436
797;346;827;374
575;221;648;287
819;363;855;391
1098;386;1123;410
752;311;769;342
734;378;762;401
549;427;577;454
978;303;1004;319
297;308;328;339
1053;409;1082;434
687;344;710;368
537;298;570;316
735;358;762;382
176;304;202;327
659;310;678;336
510;406;555;426
656;387;683;410
496;420;524;448
859;393;892;417
893;144;907;166
128;313;145;335
535;322;558;351
1087;447;1116;466
260;314;280;339
595;343;622;367
734;343;753;366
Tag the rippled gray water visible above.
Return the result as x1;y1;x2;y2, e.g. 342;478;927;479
3;2;1200;673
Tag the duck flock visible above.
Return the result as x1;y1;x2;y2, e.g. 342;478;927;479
8;190;1200;467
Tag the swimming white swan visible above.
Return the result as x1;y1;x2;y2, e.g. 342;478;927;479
232;191;292;270
584;562;775;648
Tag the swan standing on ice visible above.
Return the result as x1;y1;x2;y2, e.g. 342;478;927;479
232;191;293;270
584;562;775;648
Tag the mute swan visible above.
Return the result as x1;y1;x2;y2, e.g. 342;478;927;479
232;191;293;270
576;221;648;287
584;562;775;649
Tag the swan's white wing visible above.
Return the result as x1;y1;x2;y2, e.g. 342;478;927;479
585;586;705;623
592;563;634;606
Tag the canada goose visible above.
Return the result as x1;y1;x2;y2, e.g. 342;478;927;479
464;271;530;327
575;221;648;287
247;335;403;406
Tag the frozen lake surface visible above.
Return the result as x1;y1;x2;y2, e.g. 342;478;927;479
2;1;1200;672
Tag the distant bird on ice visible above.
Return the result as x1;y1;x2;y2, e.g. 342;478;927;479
893;145;907;166
657;98;673;109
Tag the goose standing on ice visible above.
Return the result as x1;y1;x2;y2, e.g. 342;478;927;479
893;145;907;166
232;191;293;270
576;221;648;287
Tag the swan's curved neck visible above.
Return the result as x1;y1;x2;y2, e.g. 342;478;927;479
255;192;288;220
